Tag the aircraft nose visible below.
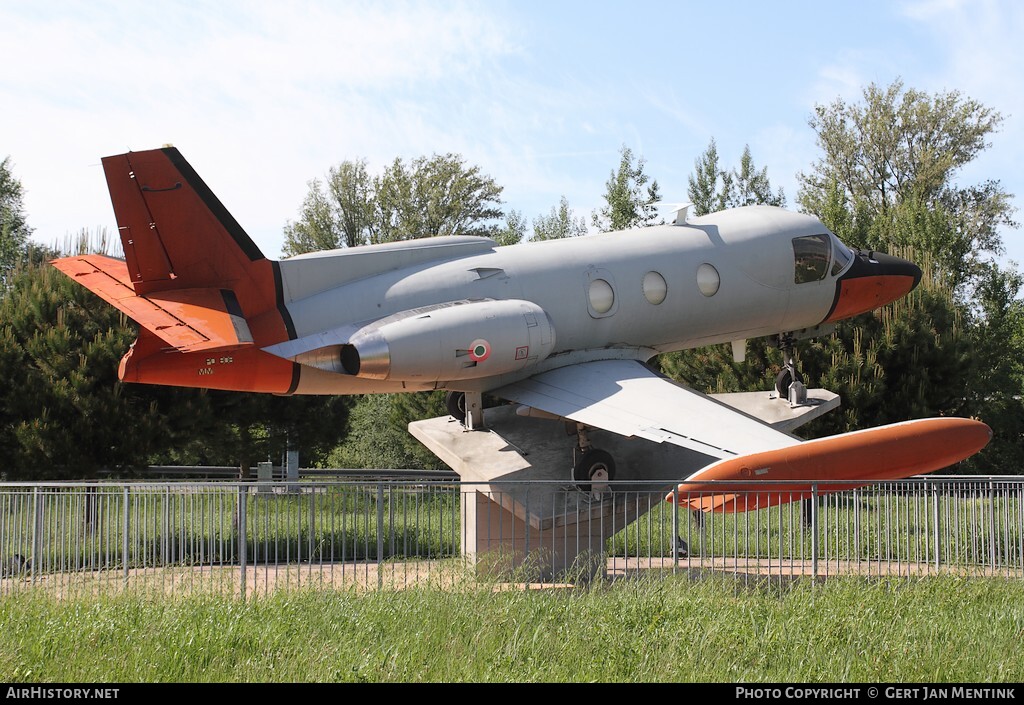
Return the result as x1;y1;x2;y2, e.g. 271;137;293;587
823;250;922;323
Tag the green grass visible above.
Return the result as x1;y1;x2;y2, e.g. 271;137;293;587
1;575;1023;682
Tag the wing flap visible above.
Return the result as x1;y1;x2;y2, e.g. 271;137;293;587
52;255;253;353
493;359;799;460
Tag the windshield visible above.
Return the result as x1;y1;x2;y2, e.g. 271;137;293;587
792;234;831;283
831;236;853;276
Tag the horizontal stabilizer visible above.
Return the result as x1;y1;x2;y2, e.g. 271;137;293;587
668;417;992;513
52;255;254;353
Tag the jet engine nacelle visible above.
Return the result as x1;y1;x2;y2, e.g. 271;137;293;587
336;299;556;382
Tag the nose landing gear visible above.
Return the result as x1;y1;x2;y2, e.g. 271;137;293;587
775;333;807;404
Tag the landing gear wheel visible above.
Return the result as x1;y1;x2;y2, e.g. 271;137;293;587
573;449;616;493
774;368;804;399
445;391;466;423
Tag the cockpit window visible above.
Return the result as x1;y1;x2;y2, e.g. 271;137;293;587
793;234;831;283
831;236;853;276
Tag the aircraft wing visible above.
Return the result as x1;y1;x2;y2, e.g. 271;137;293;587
493;359;799;460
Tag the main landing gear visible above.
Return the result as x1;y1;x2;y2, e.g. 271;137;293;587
445;390;467;422
449;391;617;494
445;390;484;430
775;333;807;404
572;423;616;494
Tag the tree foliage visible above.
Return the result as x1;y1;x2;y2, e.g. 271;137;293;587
326;393;445;470
1;156;32;290
1;232;350;479
283;154;505;255
688;139;786;216
798;78;1016;293
532;195;588;241
494;209;527;247
591;145;662;232
664;83;1024;471
0;253;194;477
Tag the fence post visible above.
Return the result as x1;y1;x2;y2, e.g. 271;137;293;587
932;484;940;573
989;480;997;571
31;487;41;585
123;486;130;584
237;485;247;601
376;483;385;590
671;487;679;570
162;486;170;568
852;488;861;566
810;483;819;582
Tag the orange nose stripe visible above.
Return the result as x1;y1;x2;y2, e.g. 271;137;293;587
824;275;916;323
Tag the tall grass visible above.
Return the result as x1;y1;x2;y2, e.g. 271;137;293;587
2;576;1022;682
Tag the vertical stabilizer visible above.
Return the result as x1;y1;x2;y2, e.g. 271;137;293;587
101;147;294;346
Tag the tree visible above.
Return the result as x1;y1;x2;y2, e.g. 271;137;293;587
0;229;351;479
531;196;588;241
792;80;1022;470
591;145;662;232
1;156;32;290
798;78;1015;293
687;137;725;216
285;154;507;253
688;139;786;216
371;154;505;243
0;251;197;478
494;209;527;247
282;159;374;255
162;391;351;474
326;393;445;470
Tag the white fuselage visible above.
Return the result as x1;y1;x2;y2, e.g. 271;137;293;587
277;206;846;395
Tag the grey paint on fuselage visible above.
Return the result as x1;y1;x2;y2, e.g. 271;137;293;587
278;206;848;395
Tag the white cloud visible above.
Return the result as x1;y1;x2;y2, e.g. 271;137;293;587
0;1;525;256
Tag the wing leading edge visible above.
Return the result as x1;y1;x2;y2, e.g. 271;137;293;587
492;359;799;460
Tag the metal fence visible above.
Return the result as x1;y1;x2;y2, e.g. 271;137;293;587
1;477;1021;598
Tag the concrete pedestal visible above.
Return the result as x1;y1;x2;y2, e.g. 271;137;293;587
409;389;839;581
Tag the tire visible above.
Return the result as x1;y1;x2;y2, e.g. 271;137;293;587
573;448;616;493
774;368;804;399
445;391;467;422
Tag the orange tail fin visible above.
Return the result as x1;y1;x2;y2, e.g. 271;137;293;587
53;147;297;393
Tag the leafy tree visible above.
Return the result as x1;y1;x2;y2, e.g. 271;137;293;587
0;254;197;478
1;156;32;289
796;80;1022;470
591;145;662;232
798;78;1015;293
688;137;726;216
532;195;588;241
326;393;444;470
371;154;505;243
283;159;376;255
688;139;785;216
660;90;1024;475
284;154;507;253
961;265;1024;472
728;145;786;210
494;209;527;247
159;391;351;475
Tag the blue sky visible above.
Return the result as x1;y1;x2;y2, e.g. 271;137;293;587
3;0;1023;270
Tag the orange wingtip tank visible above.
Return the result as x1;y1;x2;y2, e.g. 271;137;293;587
667;417;992;514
